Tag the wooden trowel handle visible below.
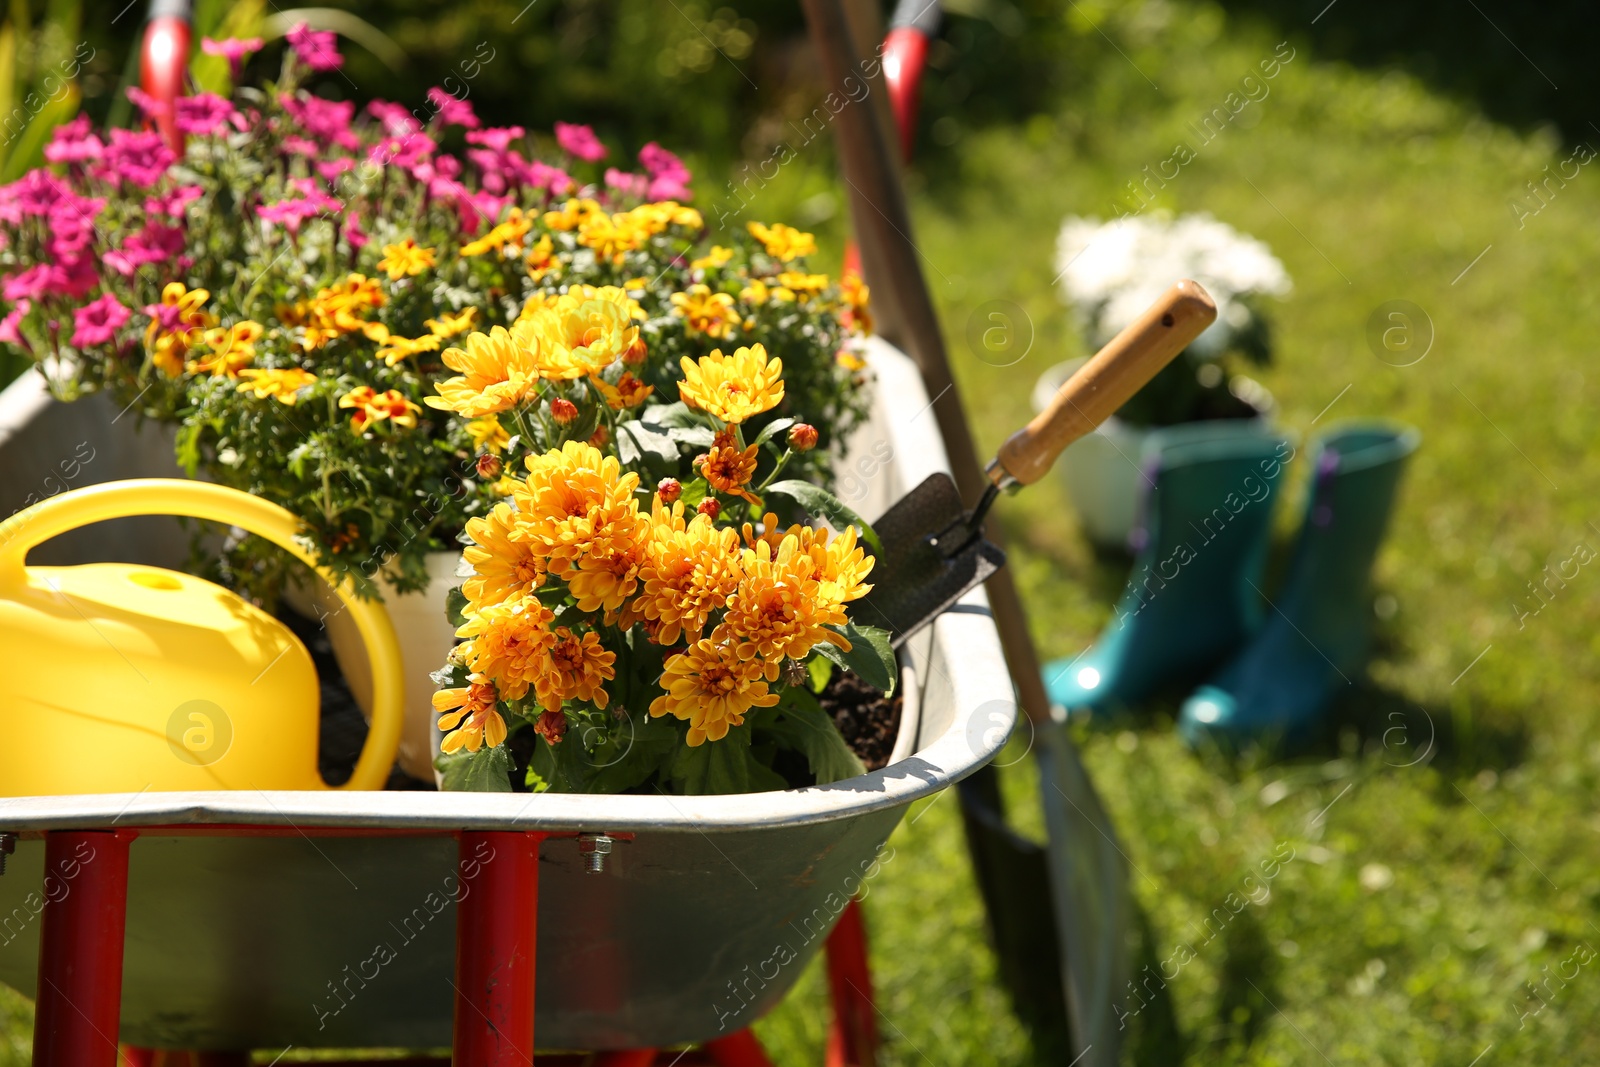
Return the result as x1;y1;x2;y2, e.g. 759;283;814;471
987;279;1218;487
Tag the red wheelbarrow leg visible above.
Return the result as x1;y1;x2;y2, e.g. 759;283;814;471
591;1049;657;1067
453;831;545;1066
824;900;877;1067
32;830;132;1067
703;1029;777;1067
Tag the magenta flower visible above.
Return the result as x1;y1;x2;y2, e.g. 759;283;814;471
71;293;131;348
3;266;55;302
46;195;106;259
201;36;264;80
145;186;203;217
604;167;648;199
0;300;30;347
103;223;185;276
426;87;480;130
316;157;356;183
125;86;172;122
97;129;177;188
43;116;103;166
281;135;321;158
280;93;359;150
368;100;421;137
175;93;237;137
286;22;343;72
518;158;573;196
343;211;368;250
257;188;342;233
466;126;525;153
639;142;693;201
554;121;607;162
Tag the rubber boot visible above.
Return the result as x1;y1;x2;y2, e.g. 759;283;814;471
1044;422;1294;720
1179;421;1421;749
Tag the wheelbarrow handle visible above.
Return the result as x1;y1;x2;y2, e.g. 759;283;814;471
987;279;1217;487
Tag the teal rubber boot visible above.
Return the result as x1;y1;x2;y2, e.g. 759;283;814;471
1179;422;1421;750
1044;422;1293;721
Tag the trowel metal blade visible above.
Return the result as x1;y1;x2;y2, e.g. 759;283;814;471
853;473;1006;648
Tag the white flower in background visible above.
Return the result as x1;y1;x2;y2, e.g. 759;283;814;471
1055;212;1292;358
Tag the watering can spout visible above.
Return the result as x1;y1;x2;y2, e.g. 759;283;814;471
0;479;404;796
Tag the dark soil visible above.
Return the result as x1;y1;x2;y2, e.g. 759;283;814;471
821;670;903;771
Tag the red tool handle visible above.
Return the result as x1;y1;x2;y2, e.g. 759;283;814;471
140;11;191;152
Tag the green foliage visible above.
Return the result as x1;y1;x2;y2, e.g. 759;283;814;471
434;743;513;791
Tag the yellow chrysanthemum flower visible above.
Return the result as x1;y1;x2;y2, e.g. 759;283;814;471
338;386;421;432
295;274;385;350
670;283;739;339
433;681;506;753
697;430;761;504
424;325;541;418
146;281;217;376
633;499;744;646
377;239;436;280
592;371;654;410
677;344;784;425
426;306;478;339
542;198;603;231
512;441;643;578
188;320;262;377
236;367;317;404
532;626;617;714
691;245;734;271
525;234;558;281
525;287;640;380
776;271;830;294
747;221;817;262
462;503;547;608
840;271;873;335
455;595;556;701
376;332;442;368
565;507;650;616
460;207;533;257
466;416;510;454
649;637;779;746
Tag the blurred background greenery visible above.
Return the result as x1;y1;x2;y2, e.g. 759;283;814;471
4;0;1600;1064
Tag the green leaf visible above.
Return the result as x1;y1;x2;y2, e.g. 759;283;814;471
664;425;716;450
617;421;679;471
815;622;897;694
760;689;866;785
808;655;834;693
753;417;796;448
579;709;679;794
445;586;469;628
764;479;882;554
435;745;513;792
665;724;780;795
643;401;701;428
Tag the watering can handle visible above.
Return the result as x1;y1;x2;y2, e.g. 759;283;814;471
0;478;404;791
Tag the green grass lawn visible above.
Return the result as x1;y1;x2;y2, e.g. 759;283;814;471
5;4;1599;1063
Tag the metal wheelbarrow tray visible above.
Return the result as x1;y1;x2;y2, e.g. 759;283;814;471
0;339;1017;1052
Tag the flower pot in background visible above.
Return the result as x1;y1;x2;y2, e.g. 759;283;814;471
1033;359;1276;550
285;551;462;782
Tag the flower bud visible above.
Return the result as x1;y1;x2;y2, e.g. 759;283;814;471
536;709;567;745
788;423;819;452
657;478;682;504
698;498;721;520
551;398;578;425
624;335;648;365
476;453;502;479
589;425;609;448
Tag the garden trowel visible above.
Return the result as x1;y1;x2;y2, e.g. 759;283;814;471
856;280;1218;646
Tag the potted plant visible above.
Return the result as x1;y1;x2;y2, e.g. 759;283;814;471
0;29;875;780
1045;211;1290;547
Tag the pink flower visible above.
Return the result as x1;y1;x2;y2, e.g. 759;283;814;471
3;266;55;302
466;126;524;153
367;100;421;137
604;167;648;199
286;22;343;72
426;87;480;129
279;93;359;150
343;211;368;250
175;93;236;137
0;169;67;224
317;157;356;183
367;131;434;171
71;293;131;348
517;157;573;195
639;142;693;201
125;86;171;122
554;121;607;162
43;116;103;165
103;223;185;276
0;300;30;347
257;188;342;233
46;195;105;259
281;135;321;158
201;35;263;79
97;129;176;187
145;186;203;217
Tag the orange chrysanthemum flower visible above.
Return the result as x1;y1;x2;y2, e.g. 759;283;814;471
433;680;506;753
512;441;643;578
532;626;617;714
455;596;556;701
698;430;761;504
649;637;779;746
377;238;436;280
426;306;478;339
670;283;738;339
721;533;850;672
747;220;817;262
677;344;784;425
463;503;547;607
424;324;541;417
523;286;640;380
633;499;744;646
236;367;316;404
593;371;653;410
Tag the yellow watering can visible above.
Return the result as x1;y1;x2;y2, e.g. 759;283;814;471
0;479;404;795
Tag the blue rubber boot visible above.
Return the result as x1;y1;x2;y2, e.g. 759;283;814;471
1179;422;1421;750
1044;422;1293;721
